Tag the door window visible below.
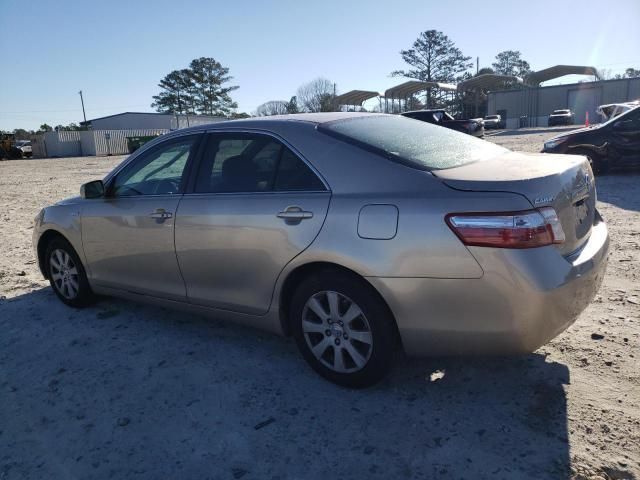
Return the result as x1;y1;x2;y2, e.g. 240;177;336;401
195;133;325;193
111;135;198;196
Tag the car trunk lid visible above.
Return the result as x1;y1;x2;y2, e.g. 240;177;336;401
434;151;596;255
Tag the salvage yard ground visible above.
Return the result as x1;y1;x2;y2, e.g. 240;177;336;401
0;126;638;479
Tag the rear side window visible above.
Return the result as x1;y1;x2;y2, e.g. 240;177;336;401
275;148;326;191
320;115;507;170
195;133;326;193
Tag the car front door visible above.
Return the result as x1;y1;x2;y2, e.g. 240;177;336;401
175;131;331;315
81;134;202;300
610;108;640;159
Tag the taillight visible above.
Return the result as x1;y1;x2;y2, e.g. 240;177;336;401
446;207;565;249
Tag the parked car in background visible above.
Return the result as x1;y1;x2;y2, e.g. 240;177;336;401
542;105;640;174
548;109;574;126
597;101;640;122
483;114;503;129
33;113;608;387
401;109;484;137
15;140;33;158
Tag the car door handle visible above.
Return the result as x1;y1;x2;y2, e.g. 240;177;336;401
149;209;173;219
277;207;313;220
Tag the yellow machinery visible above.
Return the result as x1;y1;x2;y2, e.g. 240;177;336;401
0;133;22;160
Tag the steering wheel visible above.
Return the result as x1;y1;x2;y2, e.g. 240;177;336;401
152;178;180;195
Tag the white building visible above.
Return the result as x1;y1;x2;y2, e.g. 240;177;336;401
33;112;228;157
82;111;226;130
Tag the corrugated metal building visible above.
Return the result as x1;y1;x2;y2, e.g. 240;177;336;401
487;77;640;128
84;112;226;130
32;129;169;157
33;111;229;157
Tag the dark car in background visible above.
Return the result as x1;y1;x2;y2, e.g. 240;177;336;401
548;109;574;126
401;109;484;137
542;105;640;174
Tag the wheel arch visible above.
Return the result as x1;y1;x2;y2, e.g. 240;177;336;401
278;261;401;346
37;229;71;279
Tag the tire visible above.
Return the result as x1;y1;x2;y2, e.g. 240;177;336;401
571;148;609;175
45;237;95;307
290;270;396;388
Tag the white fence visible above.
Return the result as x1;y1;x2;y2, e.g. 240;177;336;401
35;129;169;157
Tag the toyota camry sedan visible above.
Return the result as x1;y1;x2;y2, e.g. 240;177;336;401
33;113;609;387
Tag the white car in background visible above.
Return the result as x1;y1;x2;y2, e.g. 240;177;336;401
15;140;33;158
597;101;640;122
483;114;503;129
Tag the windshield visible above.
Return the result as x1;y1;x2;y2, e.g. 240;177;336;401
319;115;508;170
485;115;499;119
600;104;640;127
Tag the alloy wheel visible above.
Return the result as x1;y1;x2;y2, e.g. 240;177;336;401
302;290;373;373
49;248;80;299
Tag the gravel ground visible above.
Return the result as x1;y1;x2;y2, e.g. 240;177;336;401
0;127;638;480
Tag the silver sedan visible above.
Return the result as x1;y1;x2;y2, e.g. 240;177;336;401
33;113;609;387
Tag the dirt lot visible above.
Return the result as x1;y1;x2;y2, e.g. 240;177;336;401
1;127;638;480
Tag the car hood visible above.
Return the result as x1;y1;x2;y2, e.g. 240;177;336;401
548;125;602;141
54;196;82;206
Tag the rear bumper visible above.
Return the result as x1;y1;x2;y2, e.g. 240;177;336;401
368;219;609;356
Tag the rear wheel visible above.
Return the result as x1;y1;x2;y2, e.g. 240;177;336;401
290;270;396;388
45;237;95;307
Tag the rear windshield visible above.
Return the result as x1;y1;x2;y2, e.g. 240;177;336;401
319;115;508;170
553;110;569;114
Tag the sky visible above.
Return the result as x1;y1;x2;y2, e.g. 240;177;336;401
1;0;639;131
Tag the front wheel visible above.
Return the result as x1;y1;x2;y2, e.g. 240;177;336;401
45;237;95;307
572;148;609;175
290;271;397;388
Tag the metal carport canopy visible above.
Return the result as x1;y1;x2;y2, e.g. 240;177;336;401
384;81;457;98
334;90;380;106
525;65;601;86
457;74;523;91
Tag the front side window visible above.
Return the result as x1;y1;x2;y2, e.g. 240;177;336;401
111;136;198;196
195;133;325;193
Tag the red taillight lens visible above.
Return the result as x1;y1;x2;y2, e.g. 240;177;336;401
446;208;565;249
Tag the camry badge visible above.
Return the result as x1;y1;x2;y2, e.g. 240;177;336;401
534;195;555;205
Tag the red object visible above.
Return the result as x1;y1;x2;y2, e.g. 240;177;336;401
585;111;589;127
446;208;565;249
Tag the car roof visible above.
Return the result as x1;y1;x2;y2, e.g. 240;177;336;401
402;109;444;114
170;112;386;135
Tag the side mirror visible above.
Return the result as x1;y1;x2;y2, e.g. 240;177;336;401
80;180;105;199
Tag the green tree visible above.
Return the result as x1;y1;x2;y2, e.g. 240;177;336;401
392;30;472;108
54;123;82;131
286;96;299;114
152;69;193;114
13;128;33;138
39;123;53;132
152;59;239;116
492;50;531;78
623;67;640;78
188;57;239;116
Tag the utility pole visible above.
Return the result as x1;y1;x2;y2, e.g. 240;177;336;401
476;57;479;75
78;90;87;126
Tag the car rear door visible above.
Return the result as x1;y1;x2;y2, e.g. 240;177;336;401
81;133;202;300
175;131;330;315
